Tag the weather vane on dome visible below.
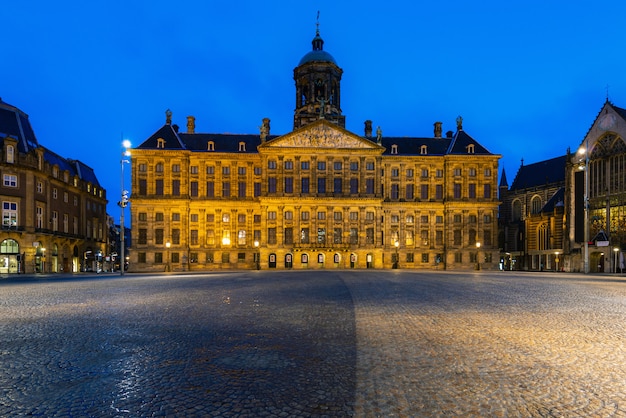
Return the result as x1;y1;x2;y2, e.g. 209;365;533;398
316;11;320;34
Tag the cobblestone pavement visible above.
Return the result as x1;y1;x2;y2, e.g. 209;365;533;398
1;271;626;417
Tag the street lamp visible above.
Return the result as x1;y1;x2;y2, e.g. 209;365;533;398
614;247;620;274
555;251;560;272
394;240;399;269
475;242;481;270
254;240;260;270
119;140;131;276
165;241;171;272
578;143;590;273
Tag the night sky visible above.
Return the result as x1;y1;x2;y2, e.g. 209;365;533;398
4;1;626;221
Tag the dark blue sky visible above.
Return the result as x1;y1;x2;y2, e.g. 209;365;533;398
4;1;626;221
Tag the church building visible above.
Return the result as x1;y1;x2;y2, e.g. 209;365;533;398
129;26;501;271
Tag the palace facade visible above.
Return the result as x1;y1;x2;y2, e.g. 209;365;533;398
129;28;501;271
0;98;108;273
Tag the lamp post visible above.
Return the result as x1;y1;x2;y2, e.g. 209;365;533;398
475;242;481;270
119;140;131;276
394;240;399;269
614;247;619;274
254;240;260;270
165;241;171;272
555;251;560;272
578;142;590;273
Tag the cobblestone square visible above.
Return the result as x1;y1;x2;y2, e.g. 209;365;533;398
1;271;626;417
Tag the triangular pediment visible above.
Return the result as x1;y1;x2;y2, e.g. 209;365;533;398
262;120;382;150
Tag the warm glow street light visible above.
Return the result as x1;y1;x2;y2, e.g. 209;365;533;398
165;241;171;272
476;242;481;270
579;142;590;273
254;240;260;270
614;247;620;274
119;140;131;275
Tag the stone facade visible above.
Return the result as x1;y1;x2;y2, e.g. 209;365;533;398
129;29;501;272
0;99;108;274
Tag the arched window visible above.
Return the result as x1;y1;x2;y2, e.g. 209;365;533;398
0;238;19;254
512;200;522;221
238;142;246;152
467;144;475;154
391;144;398;154
420;145;427;155
207;141;215;151
531;196;542;214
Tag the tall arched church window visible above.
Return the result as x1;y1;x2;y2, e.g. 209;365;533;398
531;196;542;214
512;199;522;221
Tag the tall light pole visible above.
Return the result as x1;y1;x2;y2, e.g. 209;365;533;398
165;241;171;272
119;140;131;276
254;240;260;270
476;242;481;270
578;141;590;273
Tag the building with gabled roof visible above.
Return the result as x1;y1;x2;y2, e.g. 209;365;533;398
129;27;501;272
566;100;626;273
499;155;566;271
0;98;108;273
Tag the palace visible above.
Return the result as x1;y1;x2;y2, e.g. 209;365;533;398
129;27;501;271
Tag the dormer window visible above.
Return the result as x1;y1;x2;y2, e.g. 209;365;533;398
420;145;427;155
238;142;246;152
467;144;475;154
208;141;215;151
391;144;398;154
52;166;59;178
157;138;165;148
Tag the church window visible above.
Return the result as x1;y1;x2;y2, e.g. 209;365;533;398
531;196;542;214
512;200;522;221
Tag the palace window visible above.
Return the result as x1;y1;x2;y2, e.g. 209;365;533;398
238;182;246;198
3;174;17;188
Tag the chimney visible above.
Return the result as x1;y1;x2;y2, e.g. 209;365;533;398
446;130;453;138
434;121;442;138
364;120;372;137
186;116;196;134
